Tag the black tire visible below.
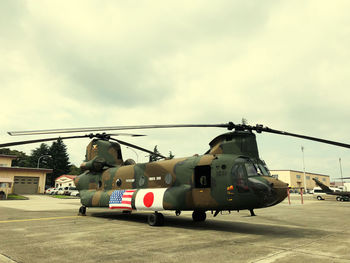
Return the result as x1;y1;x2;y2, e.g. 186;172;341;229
148;213;164;226
78;206;86;216
317;196;323;200
192;211;206;222
157;213;164;226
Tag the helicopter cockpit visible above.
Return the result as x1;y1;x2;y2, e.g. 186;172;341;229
229;157;287;207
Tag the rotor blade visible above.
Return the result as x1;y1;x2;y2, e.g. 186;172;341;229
108;133;146;137
7;122;350;149
109;137;166;159
247;125;350;149
0;135;91;148
8;123;232;136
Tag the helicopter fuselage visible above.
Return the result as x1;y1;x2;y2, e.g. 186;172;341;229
75;153;288;212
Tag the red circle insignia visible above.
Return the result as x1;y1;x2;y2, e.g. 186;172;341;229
143;192;154;208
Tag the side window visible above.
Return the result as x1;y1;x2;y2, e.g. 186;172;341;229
194;165;211;188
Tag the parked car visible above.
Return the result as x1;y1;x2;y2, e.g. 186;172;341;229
0;180;12;200
336;196;350;202
64;187;77;196
70;189;80;196
46;188;57;194
45;188;55;194
56;187;66;195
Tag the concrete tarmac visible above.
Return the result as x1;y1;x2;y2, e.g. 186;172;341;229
0;194;349;263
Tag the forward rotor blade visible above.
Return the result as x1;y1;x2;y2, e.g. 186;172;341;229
109;137;166;159
6;122;350;149
8;123;232;136
247;125;350;149
0;135;90;148
108;133;146;137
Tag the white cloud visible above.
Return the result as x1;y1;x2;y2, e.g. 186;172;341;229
1;0;349;180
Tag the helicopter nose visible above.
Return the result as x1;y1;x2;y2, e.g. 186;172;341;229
248;176;288;207
263;177;289;206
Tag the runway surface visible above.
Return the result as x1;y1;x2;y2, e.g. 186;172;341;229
0;194;349;263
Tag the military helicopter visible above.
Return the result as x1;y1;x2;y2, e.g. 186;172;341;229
1;122;350;226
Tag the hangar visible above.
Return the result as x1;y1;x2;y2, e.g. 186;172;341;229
0;154;52;194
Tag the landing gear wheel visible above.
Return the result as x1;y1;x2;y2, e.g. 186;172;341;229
78;206;86;216
148;212;164;226
192;211;206;222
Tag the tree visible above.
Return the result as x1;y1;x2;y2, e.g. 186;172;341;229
168;151;175;159
149;145;162;162
28;143;51;168
48;138;71;185
69;164;81;175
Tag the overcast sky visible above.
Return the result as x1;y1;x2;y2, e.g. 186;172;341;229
1;0;349;181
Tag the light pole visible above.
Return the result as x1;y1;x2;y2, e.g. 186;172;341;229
301;146;307;193
339;158;344;187
126;147;139;163
37;155;52;168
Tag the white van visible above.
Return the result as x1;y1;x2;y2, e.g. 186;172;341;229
313;187;341;201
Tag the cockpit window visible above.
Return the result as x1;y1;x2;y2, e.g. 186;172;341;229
245;163;258;177
254;163;271;176
232;164;249;193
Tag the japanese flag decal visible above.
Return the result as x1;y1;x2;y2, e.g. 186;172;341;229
135;188;167;211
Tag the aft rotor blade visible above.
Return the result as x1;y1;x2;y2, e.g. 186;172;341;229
0;135;90;148
8;123;232;136
109;137;166;159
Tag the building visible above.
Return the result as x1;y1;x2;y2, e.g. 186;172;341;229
270;170;330;192
55;175;77;188
331;181;350;192
345;183;350;192
0;154;52;194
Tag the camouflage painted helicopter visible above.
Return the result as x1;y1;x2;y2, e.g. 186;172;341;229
1;122;350;226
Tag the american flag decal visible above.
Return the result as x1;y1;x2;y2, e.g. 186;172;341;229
109;189;135;210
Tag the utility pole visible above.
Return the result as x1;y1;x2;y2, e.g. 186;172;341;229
339;158;344;188
301;146;307;193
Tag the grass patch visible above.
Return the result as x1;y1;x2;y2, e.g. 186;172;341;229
51;195;77;199
7;194;28;200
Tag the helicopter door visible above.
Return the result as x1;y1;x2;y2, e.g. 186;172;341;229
194;165;211;188
192;165;213;208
